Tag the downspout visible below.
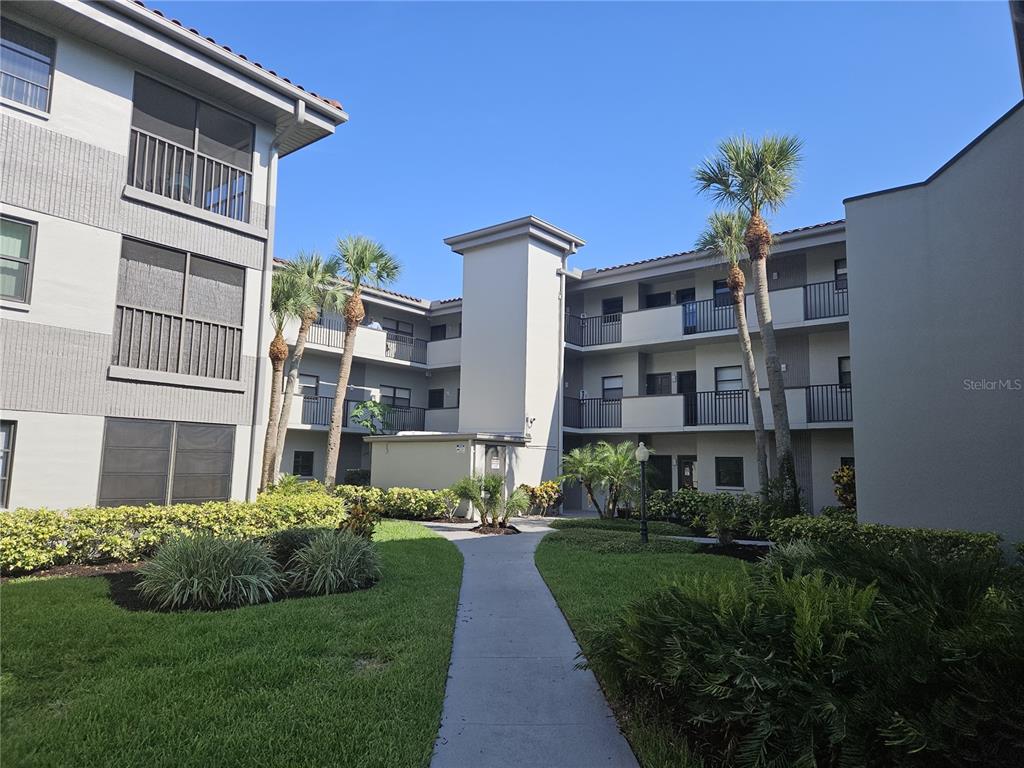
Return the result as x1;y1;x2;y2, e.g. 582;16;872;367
245;100;306;499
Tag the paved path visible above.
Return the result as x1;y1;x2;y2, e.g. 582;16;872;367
425;519;639;768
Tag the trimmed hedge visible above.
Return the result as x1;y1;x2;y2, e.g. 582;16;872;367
769;515;1002;563
333;485;458;520
0;492;347;576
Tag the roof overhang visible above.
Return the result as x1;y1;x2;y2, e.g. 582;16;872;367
364;432;528;444
444;216;586;256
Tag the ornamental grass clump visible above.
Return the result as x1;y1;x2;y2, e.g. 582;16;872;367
136;534;280;611
287;530;381;596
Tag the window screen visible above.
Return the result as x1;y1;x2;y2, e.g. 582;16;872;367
186;255;244;326
1;18;54;111
1;215;35;302
117;239;186;314
293;451;314;477
715;457;744;488
430;324;447;342
131;74;197;147
644;292;671;309
380;385;411;408
197;102;253;171
428;388;445;409
602;376;623;400
646;373;671;395
601;297;623;316
715;366;743;391
171;423;233;503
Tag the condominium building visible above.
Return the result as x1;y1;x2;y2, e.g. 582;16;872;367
0;0;347;509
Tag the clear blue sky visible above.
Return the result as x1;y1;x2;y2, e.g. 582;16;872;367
160;1;1021;300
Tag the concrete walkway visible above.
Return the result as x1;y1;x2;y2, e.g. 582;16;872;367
425;519;639;768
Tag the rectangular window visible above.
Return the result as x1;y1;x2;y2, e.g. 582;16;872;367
838;356;852;389
602;375;623;401
112;238;245;380
298;373;319;397
715;365;743;391
380;385;411;408
644;291;671;309
601;296;623;317
715;457;744;488
713;279;732;308
1;18;55;112
0;420;15;507
97;418;234;506
430;324;447;342
428;388;445;409
840;456;855;468
1;215;35;302
834;258;848;290
675;287;695;304
382;317;414;336
293;451;314;478
129;74;254;221
645;372;671;395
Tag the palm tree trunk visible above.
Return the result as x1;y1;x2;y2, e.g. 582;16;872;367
259;346;286;491
271;316;313;483
323;324;357;488
734;292;770;490
584;483;605;518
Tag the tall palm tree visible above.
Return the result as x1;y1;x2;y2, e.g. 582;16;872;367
696;210;769;491
323;236;401;487
271;251;346;482
695;134;803;507
260;270;306;490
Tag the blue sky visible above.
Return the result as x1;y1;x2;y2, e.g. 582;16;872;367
160;1;1021;300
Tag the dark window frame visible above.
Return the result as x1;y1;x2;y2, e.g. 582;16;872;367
0;17;55;113
838;356;852;389
644;291;671;309
298;373;319;397
427;388;446;409
715;365;743;392
713;279;732;308
293;450;315;478
645;372;672;396
601;375;624;401
834;258;848;290
380;384;412;408
601;296;623;320
715;456;744;489
0;213;37;304
0;420;16;508
675;287;696;304
381;317;414;337
429;324;447;342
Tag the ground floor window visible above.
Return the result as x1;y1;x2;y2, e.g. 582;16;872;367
428;388;445;409
0;420;15;507
293;450;314;478
98;418;234;506
715;456;744;488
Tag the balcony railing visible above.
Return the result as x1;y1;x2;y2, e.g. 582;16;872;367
111;304;243;380
301;396;426;432
128;128;251;223
308;314;346;348
565;313;622;346
385;331;427;364
804;280;849;320
683;390;749;426
563;397;622;429
806;384;853;422
682;299;736;335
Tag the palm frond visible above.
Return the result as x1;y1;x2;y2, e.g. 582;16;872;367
695;210;750;267
695;133;803;216
334;235;401;291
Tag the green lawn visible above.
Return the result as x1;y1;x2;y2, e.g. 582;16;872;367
535;527;748;768
0;520;462;768
549;516;694;537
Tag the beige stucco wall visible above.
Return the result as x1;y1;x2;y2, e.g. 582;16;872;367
369;438;473;490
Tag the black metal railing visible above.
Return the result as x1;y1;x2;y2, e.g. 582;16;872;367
301;396;426;432
563;397;622;428
565;313;622;346
682;299;736;335
308;313;346;348
806;384;853;422
804;280;849;320
385;331;428;364
683;390;749;426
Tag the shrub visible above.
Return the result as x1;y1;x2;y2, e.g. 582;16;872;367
287;530;381;596
451;474;529;527
266;526;334;566
136;534;281;610
832;464;856;511
769;515;1002;564
518;481;564;516
643;488;778;541
819;504;857;520
340;503;377;540
0;492;347;576
343;468;371;486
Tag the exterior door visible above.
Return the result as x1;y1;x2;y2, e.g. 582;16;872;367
677;455;696;489
677;370;697;425
648;454;672;492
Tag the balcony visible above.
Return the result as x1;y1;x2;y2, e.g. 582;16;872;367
806;384;853;422
804;280;849;320
565;313;622;346
683;390;749;425
127;128;251;223
563;397;622;428
426;336;461;367
385;331;427;364
306;317;430;365
425;407;460;432
300;396;426;432
682;299;737;335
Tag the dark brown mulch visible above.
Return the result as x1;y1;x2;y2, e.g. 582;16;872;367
471;524;521;536
696;542;771;562
1;560;141;583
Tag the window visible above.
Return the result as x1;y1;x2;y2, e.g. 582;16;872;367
430;324;447;342
838;357;852;389
129;74;254;221
298;373;319;397
382;317;414;336
715;457;744;488
380;385;411;408
601;296;623;318
834;258;848;290
112;239;245;380
1;18;54;112
715;366;743;391
713;279;732;308
602;375;623;401
840;456;855;468
675;287;695;304
1;215;35;302
293;451;314;478
97;418;234;506
428;388;445;409
0;421;15;507
644;291;670;309
646;372;671;395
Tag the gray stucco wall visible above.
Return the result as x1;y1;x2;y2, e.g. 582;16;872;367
845;103;1024;542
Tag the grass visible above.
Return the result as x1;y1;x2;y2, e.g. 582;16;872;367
535;526;748;768
0;520;462;768
549;516;694;537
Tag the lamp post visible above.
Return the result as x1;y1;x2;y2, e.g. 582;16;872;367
634;441;650;545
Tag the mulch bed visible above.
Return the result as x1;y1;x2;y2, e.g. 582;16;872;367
1;560;140;583
471;524;521;536
696;542;771;562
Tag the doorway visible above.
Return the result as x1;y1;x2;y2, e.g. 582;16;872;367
677;370;697;425
648;454;672;492
677;455;696;489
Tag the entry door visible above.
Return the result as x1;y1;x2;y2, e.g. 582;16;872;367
648;455;672;492
677;371;697;425
677;455;696;489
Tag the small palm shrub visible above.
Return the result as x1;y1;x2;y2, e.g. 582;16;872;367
287;530;381;596
451;474;529;528
136;534;280;610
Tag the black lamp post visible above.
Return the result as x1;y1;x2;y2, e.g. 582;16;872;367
634;441;650;545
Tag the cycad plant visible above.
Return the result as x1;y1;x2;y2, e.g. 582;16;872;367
696;210;769;490
451;474;530;528
322;236;401;486
695;134;804;510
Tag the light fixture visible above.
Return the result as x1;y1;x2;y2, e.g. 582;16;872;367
634;442;650;463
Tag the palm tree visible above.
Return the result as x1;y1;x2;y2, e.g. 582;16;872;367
696;210;770;491
323;236;401;487
560;441;640;519
260;270;306;490
561;444;608;517
695;134;803;508
450;474;529;528
271;251;345;482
